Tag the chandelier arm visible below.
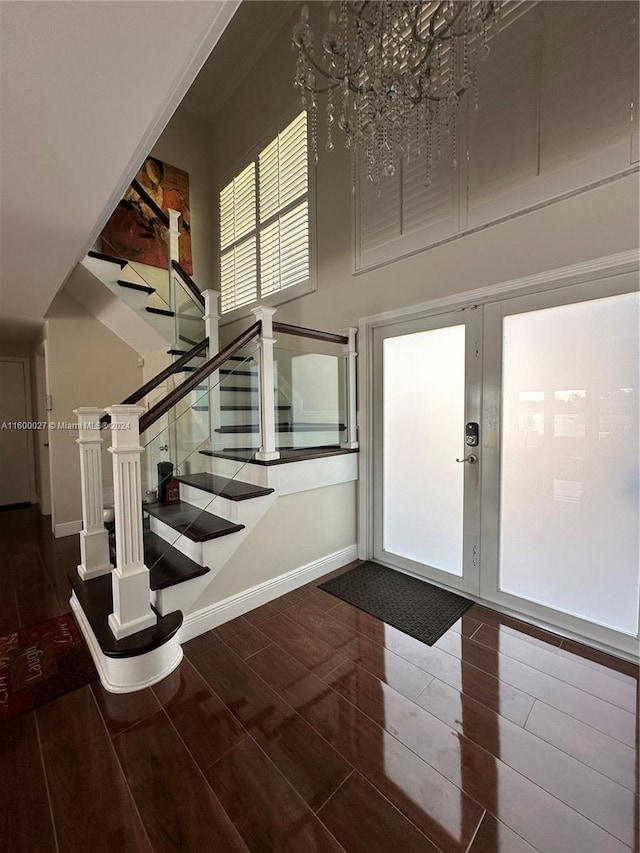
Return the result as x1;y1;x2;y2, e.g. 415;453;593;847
296;43;366;97
411;1;449;47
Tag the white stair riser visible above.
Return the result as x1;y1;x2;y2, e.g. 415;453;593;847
148;515;203;564
152;573;211;617
220;389;259;407
178;483;240;523
220;373;258;390
214;429;342;449
153;492;277;615
204;454;271;488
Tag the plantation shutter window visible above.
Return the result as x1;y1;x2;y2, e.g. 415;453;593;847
220;111;310;314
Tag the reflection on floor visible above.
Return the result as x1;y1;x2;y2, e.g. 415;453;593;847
1;506;638;852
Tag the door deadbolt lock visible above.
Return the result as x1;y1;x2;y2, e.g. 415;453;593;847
465;422;479;447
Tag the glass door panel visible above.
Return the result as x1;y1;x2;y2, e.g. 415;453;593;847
482;274;640;652
499;292;639;634
373;309;482;595
383;326;465;574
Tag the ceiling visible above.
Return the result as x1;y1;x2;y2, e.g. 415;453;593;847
0;0;240;345
181;0;296;123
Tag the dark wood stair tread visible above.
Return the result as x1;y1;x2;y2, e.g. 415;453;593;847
220;369;256;377
220;405;290;411
215;423;345;434
145;500;244;542
199;446;358;466
146;306;175;317
144;530;209;590
117;279;155;295
69;572;182;659
174;472;274;501
221;385;259;392
87;249;127;268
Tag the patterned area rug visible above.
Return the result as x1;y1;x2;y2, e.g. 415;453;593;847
0;613;98;723
320;561;473;646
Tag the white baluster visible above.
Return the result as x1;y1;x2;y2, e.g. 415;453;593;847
252;306;279;461
202;289;223;451
75;407;113;580
167;208;181;350
105;405;156;640
341;326;359;449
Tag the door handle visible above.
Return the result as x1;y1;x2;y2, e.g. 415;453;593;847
456;454;478;464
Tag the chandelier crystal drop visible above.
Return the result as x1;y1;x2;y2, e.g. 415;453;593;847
293;1;503;183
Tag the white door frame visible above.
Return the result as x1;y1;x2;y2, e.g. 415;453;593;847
358;249;639;659
371;306;483;596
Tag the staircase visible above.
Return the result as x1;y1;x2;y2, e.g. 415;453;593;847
69;300;359;693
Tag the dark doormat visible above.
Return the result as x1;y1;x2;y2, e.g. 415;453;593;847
319;561;473;646
0;612;98;723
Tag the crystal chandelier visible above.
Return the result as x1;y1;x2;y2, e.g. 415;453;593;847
293;1;503;183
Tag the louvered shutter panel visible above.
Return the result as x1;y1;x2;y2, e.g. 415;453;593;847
258;111;309;296
220;162;257;311
357;163;402;269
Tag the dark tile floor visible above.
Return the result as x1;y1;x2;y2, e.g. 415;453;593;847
1;506;638;852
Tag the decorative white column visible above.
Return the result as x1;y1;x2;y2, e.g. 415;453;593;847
251;305;280;461
167;208;181;350
105;405;156;640
341;327;359;449
75;408;113;580
202;289;223;451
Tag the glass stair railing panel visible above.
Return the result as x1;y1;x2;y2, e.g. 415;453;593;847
272;344;347;450
173;271;205;349
134;351;264;578
139;349;261;505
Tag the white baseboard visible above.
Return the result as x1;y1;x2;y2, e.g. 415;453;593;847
55;520;82;538
179;544;358;643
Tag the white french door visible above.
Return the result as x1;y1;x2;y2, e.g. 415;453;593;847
372;271;639;654
480;273;639;655
372;307;483;596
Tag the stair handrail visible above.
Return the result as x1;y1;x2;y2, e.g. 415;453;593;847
139;321;262;434
99;337;209;428
272;321;348;346
123;338;209;405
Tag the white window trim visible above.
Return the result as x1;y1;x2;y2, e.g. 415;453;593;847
218;104;317;326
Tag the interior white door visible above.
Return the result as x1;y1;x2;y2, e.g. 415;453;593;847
372;307;482;595
481;273;639;654
0;359;32;507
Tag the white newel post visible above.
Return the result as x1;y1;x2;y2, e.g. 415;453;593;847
105;405;156;640
75;408;113;580
251;306;279;461
203;289;223;450
167;208;181;349
341;326;359;449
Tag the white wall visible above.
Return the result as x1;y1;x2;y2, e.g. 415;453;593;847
150;104;215;292
44;290;142;534
191;480;356;610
